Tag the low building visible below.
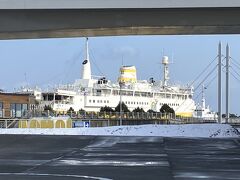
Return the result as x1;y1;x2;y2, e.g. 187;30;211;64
0;92;36;118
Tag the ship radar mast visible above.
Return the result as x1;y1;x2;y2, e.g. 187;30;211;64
81;37;92;79
162;56;169;86
201;85;206;109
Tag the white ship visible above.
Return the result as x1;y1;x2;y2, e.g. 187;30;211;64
194;86;218;120
35;38;196;117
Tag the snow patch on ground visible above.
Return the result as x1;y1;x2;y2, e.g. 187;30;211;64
0;124;239;138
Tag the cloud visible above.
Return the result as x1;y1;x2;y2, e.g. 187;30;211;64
113;46;138;57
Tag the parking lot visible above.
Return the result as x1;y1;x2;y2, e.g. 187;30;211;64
0;135;239;179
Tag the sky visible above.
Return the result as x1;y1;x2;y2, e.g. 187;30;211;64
0;35;240;114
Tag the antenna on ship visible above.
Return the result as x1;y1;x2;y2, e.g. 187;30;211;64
81;37;92;80
162;56;170;87
121;54;124;66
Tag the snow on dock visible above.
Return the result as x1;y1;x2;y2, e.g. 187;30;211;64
0;124;239;138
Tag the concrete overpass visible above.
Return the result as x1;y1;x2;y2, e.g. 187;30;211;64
1;0;240;39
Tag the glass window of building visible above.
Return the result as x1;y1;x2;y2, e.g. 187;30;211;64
22;104;28;116
10;104;16;117
10;103;28;118
0;102;3;118
15;104;22;118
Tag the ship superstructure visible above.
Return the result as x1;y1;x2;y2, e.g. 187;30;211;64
194;85;217;120
37;38;196;117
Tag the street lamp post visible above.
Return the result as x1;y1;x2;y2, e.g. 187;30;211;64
119;82;123;126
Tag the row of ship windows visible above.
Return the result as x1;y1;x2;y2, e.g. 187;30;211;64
88;100;180;107
125;101;149;106
89;100;110;104
88;99;149;106
159;103;180;107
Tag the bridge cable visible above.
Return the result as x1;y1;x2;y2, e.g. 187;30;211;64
89;48;105;76
230;66;240;78
230;71;240;83
189;55;218;87
175;64;218;112
230;57;240;69
181;68;218;112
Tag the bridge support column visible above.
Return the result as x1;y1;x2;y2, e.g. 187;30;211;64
218;42;222;123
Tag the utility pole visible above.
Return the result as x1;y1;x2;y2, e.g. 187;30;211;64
218;42;222;123
226;44;230;123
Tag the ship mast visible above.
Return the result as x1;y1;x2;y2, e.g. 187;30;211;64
85;37;90;60
201;85;206;110
81;37;92;80
162;56;169;87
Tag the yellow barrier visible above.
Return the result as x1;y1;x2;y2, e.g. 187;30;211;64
19;118;72;128
176;112;193;118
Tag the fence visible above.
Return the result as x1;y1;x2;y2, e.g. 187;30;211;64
0;110;221;129
0;119;18;128
17;110;192;120
0;118;217;129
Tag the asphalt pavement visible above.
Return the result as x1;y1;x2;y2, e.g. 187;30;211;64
0;135;239;180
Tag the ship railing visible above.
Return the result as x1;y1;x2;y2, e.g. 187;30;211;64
53;100;74;105
40;101;54;106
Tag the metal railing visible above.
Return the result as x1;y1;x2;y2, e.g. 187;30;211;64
21;110;178;120
2;110;240;129
0;119;18;128
15;110;219;123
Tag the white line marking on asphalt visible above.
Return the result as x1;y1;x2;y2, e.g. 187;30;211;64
84;153;167;157
0;172;112;180
56;159;169;167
